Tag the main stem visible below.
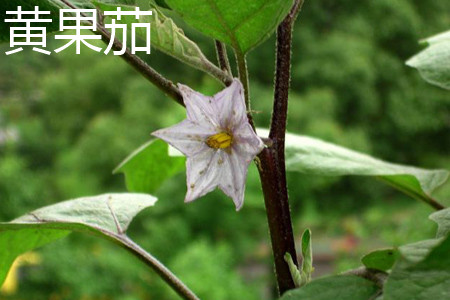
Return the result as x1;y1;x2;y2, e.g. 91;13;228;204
257;0;304;295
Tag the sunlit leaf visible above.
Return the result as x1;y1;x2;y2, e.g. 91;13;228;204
0;193;157;286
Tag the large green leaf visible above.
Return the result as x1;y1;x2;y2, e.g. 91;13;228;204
260;129;449;205
384;235;450;300
279;275;380;300
164;0;293;54
0;193;157;286
407;30;450;90
94;2;225;77
114;139;185;194
429;207;450;238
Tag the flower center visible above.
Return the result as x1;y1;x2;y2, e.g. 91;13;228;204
206;132;233;149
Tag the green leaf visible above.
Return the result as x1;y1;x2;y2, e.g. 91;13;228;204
384;235;450;300
407;30;450;90
301;229;313;282
114;139;185;194
429;207;450;238
361;248;399;271
279;275;380;300
164;0;293;54
270;130;449;206
94;2;225;78
0;193;157;286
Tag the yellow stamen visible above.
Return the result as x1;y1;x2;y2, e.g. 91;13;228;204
206;132;233;149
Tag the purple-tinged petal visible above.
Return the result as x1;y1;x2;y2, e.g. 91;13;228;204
185;149;225;202
178;84;220;131
152;120;213;157
218;150;249;210
214;79;247;130
233;123;265;157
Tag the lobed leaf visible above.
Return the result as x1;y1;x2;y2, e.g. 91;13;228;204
0;193;157;286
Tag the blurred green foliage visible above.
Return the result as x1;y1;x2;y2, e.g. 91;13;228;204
0;0;449;299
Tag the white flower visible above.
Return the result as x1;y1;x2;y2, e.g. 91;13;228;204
152;79;264;210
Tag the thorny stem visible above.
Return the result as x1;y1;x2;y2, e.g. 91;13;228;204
257;0;305;295
215;41;232;77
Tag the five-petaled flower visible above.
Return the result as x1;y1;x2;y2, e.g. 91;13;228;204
152;79;264;210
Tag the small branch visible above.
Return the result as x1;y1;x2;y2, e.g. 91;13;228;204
202;57;233;86
118;235;200;300
59;0;184;106
96;24;185;106
341;267;388;289
215;41;232;77
235;51;255;129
